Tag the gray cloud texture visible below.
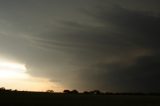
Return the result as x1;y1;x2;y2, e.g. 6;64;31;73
0;0;160;92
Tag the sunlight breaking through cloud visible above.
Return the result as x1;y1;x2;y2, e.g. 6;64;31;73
0;59;64;92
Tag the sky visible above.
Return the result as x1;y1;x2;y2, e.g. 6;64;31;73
0;0;160;92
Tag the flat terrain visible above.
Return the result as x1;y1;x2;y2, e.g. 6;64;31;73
0;91;160;106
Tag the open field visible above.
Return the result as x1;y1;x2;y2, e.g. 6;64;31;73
0;91;160;106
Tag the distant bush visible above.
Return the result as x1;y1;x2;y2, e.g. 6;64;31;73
71;90;79;94
0;87;5;91
63;90;71;93
83;91;90;94
63;89;79;94
46;90;54;93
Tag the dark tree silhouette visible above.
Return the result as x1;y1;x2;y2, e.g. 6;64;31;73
71;90;79;94
0;87;5;91
46;90;54;93
83;91;91;94
63;89;79;94
63;90;71;93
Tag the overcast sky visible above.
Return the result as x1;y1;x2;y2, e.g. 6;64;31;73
0;0;160;92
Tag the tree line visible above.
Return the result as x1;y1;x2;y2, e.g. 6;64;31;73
1;87;160;95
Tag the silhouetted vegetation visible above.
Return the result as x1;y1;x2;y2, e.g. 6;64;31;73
63;89;71;93
0;87;5;91
70;90;79;94
63;89;79;94
46;90;54;93
0;87;160;106
1;87;160;96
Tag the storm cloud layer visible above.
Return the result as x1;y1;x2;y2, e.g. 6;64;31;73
0;0;160;92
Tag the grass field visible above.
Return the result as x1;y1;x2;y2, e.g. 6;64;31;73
0;91;160;106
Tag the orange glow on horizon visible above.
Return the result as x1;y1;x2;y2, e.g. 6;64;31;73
0;59;64;92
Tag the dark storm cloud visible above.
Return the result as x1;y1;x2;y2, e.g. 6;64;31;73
35;3;160;52
79;54;160;92
70;5;160;92
0;0;160;92
22;2;160;92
